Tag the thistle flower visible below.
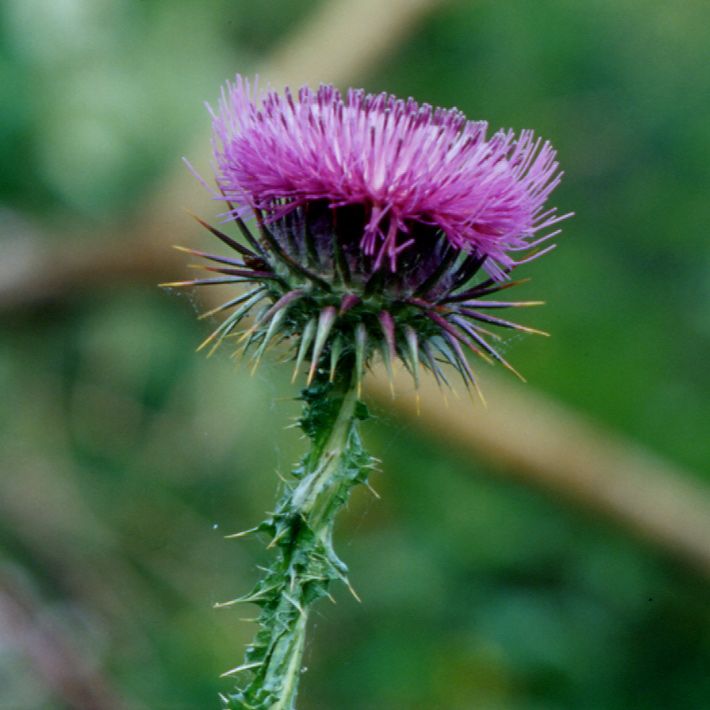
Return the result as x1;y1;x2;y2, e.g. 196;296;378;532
166;77;570;710
168;76;568;394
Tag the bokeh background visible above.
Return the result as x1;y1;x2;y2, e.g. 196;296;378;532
2;0;710;708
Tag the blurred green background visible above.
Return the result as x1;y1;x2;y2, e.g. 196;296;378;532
2;0;710;708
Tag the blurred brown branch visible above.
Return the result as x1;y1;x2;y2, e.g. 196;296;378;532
0;209;173;310
367;370;710;579
2;0;710;583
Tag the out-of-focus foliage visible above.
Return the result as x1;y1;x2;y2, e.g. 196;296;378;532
1;1;710;709
0;0;248;216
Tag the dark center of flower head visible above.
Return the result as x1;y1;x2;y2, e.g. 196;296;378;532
167;76;570;394
268;199;477;300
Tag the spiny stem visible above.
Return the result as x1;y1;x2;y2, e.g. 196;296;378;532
222;358;373;710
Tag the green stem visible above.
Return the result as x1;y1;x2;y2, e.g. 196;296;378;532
222;360;372;710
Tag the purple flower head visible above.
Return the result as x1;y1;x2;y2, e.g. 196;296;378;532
211;76;564;278
167;77;570;394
